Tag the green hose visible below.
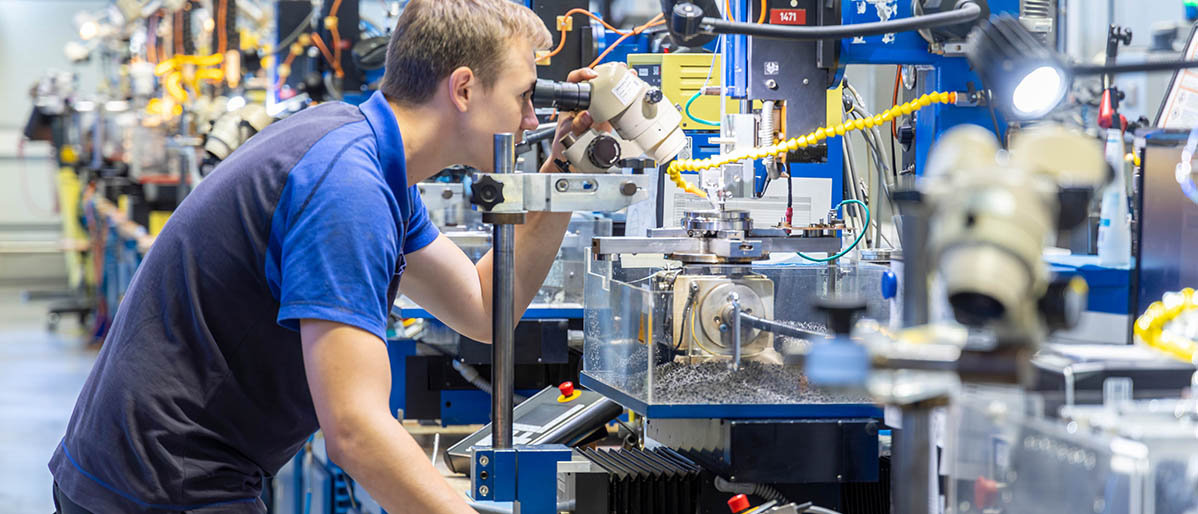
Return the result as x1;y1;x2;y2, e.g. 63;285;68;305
796;199;870;262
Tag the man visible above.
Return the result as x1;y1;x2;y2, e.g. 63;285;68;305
49;1;598;512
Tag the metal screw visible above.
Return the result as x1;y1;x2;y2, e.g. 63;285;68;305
719;324;728;332
479;485;490;496
620;181;638;196
479;455;490;466
803;78;810;85
836;474;843;481
555;179;570;192
765;79;778;90
441;189;453;199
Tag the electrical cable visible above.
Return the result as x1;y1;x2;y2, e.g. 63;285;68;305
685;91;720;126
217;0;227;54
696;2;983;41
275;10;315;53
588;13;664;67
543;8;642;60
683;34;723;127
890;66;901;180
667;91;959;198
310;32;341;77
795;199;869;262
785;163;794;226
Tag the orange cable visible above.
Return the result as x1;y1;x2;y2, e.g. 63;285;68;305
175;10;183;57
543;8;633;60
725;0;734;21
274;50;298;91
588;14;664;68
217;0;227;54
310;32;342;76
757;0;767;24
891;65;901;138
330;24;343;69
329;0;344;73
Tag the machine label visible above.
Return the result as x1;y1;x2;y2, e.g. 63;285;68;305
610;74;641;106
769;9;807;25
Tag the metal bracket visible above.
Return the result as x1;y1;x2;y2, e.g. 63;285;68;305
472;172;649;214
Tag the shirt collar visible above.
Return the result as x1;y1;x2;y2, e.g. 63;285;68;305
359;90;409;196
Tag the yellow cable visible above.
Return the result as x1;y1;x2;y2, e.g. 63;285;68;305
164;71;188;103
1134;287;1198;364
666;91;959;198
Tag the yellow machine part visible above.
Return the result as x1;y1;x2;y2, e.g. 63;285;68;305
149;211;173;237
56;168;86;290
627;53;741;130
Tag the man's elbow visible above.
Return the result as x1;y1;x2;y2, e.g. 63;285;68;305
465;327;493;345
322;414;376;470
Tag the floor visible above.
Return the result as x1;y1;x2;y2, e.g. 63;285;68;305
0;285;97;514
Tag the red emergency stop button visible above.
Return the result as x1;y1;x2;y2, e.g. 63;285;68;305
557;381;581;402
727;493;750;513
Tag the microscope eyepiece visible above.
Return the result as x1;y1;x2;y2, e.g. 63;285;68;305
532;79;592;111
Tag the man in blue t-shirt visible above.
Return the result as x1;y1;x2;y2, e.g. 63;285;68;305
48;1;596;512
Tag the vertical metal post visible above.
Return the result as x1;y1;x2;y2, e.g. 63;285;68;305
490;133;516;450
729;293;742;371
894;193;929;328
892;404;936;514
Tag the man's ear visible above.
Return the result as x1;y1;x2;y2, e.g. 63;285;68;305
447;66;474;113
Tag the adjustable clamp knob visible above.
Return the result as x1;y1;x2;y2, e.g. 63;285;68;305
470;175;505;211
585;134;622;170
645;88;664;105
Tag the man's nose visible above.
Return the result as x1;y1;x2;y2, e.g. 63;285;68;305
519;108;539;132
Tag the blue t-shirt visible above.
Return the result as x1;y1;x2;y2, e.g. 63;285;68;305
48;91;439;513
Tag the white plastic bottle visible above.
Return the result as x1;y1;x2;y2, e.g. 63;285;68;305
1097;128;1131;267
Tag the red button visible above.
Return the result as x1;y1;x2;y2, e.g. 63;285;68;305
727;493;750;513
558;381;575;397
974;477;999;508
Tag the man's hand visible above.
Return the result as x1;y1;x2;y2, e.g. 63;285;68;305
300;320;476;514
544;67;614;172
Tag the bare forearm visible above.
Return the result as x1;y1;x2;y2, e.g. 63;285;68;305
329;414;475;514
475;209;571;331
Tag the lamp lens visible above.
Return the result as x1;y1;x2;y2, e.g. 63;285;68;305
1012;66;1065;117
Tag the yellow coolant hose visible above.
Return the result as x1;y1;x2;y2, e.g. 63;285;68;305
1134;288;1198;364
666;91;959;198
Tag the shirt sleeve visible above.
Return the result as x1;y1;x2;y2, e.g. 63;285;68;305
274;146;400;340
403;185;440;253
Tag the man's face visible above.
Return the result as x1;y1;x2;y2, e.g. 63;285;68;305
460;40;540;170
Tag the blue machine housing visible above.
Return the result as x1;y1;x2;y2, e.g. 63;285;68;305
720;0;1014;177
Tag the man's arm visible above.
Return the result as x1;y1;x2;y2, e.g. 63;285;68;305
400;207;570;343
401;68;599;343
300;319;476;514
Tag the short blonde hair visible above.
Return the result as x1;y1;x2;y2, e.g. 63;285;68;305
381;0;552;105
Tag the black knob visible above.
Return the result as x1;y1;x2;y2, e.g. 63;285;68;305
645;88;664;104
470;175;505;211
586;134;622;170
669;2;714;48
815;297;867;336
898;122;916;151
618;157;656;174
1039;276;1089;332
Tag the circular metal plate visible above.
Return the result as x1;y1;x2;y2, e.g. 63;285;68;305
681;209;752;235
694;282;766;357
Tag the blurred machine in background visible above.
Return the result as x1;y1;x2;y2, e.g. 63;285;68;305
25;1;1198;514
